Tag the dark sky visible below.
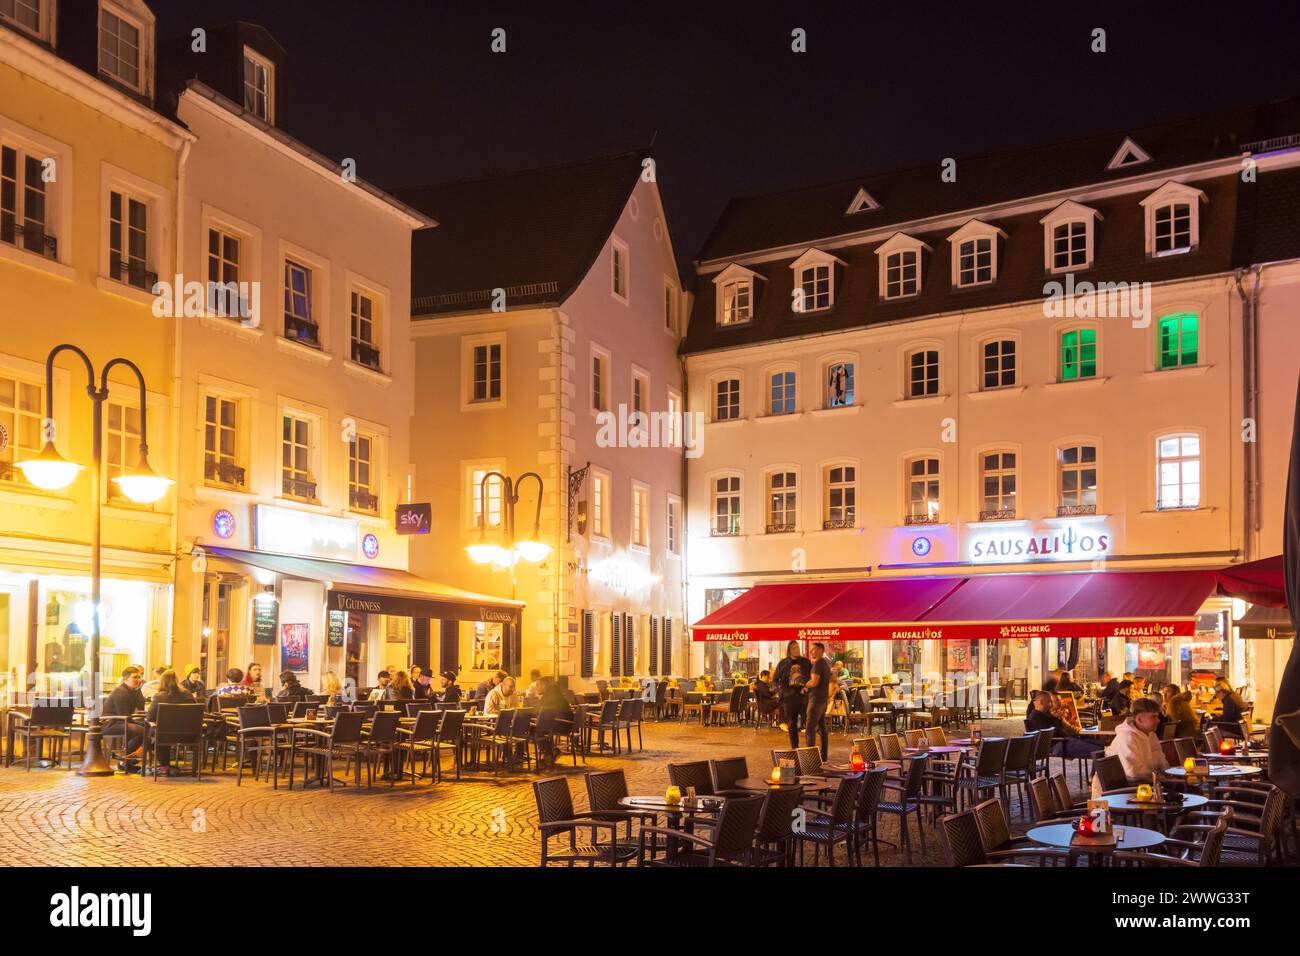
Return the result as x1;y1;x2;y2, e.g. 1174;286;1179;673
157;1;1299;278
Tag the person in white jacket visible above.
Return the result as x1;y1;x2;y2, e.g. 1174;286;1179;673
1092;698;1168;795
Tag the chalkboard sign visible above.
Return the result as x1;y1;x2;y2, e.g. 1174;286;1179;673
253;598;278;645
328;610;345;647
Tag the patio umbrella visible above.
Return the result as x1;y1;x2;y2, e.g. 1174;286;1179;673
1273;372;1300;795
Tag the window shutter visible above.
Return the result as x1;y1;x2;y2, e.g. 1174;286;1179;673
580;610;595;679
649;616;659;676
662;617;673;675
609;612;622;678
623;614;636;677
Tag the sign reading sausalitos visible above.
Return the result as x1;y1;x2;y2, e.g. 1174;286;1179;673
692;619;1195;642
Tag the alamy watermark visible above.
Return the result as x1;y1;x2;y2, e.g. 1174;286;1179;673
595;403;704;458
151;277;261;326
1042;273;1151;328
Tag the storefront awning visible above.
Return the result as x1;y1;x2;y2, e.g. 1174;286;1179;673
691;568;1225;642
204;546;524;626
1236;604;1295;640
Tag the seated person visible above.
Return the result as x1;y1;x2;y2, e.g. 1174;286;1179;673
368;670;394;701
1026;691;1101;760
1110;680;1133;716
524;669;546;699
1093;698;1167;795
390;670;415;701
1160;683;1198;739
147;670;199;771
438;671;462;704
276;671;313;700
180;664;205;698
141;665;168;701
103;666;147;764
482;676;519;714
1210;680;1248;738
413;671;434;699
475;670;508;700
1056;670;1082;694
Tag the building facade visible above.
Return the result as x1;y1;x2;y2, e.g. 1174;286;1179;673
402;152;687;690
682;102;1300;717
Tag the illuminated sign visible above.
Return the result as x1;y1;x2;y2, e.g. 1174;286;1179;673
254;505;359;561
212;509;236;539
589;559;656;597
968;520;1110;563
361;533;380;559
911;536;932;557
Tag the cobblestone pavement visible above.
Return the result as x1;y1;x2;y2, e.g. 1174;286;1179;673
0;717;1051;867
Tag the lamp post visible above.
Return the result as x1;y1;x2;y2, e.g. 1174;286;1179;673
465;471;552;671
16;344;172;776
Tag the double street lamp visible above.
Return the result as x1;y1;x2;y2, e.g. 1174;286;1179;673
465;470;552;568
16;344;173;775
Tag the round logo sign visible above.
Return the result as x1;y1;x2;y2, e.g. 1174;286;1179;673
911;536;932;557
361;533;380;559
212;509;236;539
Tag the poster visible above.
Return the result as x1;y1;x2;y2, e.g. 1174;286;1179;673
1137;641;1167;670
281;623;309;673
945;639;972;672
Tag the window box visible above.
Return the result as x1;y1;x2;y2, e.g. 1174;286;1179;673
281;477;317;501
978;509;1017;522
204;460;246;488
1;220;57;259
349;489;379;513
351;340;381;370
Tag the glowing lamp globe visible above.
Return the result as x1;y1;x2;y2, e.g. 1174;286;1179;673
515;539;552;563
112;454;173;503
16;442;83;490
466;542;506;565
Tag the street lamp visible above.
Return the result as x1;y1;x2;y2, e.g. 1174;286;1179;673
15;344;173;776
465;470;552;568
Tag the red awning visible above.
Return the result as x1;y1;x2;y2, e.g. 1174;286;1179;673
692;568;1222;642
1215;555;1287;608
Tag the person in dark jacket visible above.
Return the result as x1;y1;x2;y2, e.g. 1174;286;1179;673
1026;692;1102;759
1160;684;1198;739
772;640;811;748
179;664;205;698
1057;671;1082;694
1099;672;1120;710
1211;679;1248;738
103;666;147;762
147;670;200;770
276;671;312;700
438;670;462;704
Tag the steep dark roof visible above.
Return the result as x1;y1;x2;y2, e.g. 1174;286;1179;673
696;98;1300;264
399;150;646;316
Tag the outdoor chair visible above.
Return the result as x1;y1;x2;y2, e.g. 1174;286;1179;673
587;700;621;754
506;708;535;771
1115;812;1229;868
1201;783;1287;865
793;745;824;777
851;736;882;763
1173;737;1198;763
953;736;1008;810
1027;776;1076;823
1159;738;1181;766
709;756;749;793
559;704;588;766
146;703;206;779
939;806;1073;867
737;784;805;866
1000;735;1037;816
533;776;635;867
637;793;765;867
584;768;662;856
1204;725;1225;753
288;711;366;790
432;708;466;780
918;749;967;822
844;766;888;865
360;709;402;786
394;709;440;783
1031;728;1054;778
680;692;705;724
10;703;73;770
1091;754;1132;793
878;751;930;864
614;698;644;751
876;733;904;762
972;797;1069;864
472;710;515;773
667;760;715;796
794;772;863;867
903;728;926;749
708;685;744;726
925;726;947;747
1051;772;1086;815
265;702;289;724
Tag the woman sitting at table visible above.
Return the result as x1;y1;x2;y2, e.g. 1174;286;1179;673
391;670;415;701
1092;698;1167;796
1160;683;1198;739
320;670;344;705
147;670;198;772
1208;679;1248;739
482;676;519;714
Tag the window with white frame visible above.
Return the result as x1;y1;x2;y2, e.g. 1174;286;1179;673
350;289;381;370
243;48;274;123
1059;327;1098;381
907;349;940;398
766;471;797;532
714;377;740;421
663;279;676;333
611;238;629;301
667;495;681;555
823;464;856;529
1142;183;1204;258
797;264;831;311
666;390;681;446
281;414;315;501
349;434;378;514
980;451;1017;519
591;348;610;412
283;259;318;346
712;475;741;535
1157;434;1200;510
906;457;940;524
469;466;504;530
769;370;796;415
0;373;42;484
1;144;55;259
472;342;502;403
885;250;920;299
632;370;649;423
956;237;993;287
589;470;610;539
99;6;142;90
1157;313;1198;369
105;401;143;503
203;395;244;488
1051;221;1088;271
206;226;242;316
0;0;43;35
632;483;649;548
1057;444;1098;515
718;277;752;325
982;339;1016;390
826;361;854;407
108;189;150;289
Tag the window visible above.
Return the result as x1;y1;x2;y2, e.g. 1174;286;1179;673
591;348;610;412
632;370;649;422
99;7;141;89
824;465;856;529
108;190;150;289
766;471;797;532
206;227;242;316
0;0;42;34
885;250;920;299
472;343;502;402
105;402;142;502
632;484;649;548
470;468;504;530
825;361;855;408
982;339;1016;389
243;49;273;122
797;265;831;311
1157;313;1198;369
349;435;378;514
1142;183;1204;257
1052;221;1087;271
283;259;318;346
714;377;740;421
908;349;939;398
1157;434;1200;510
957;238;993;287
906;457;940;524
712;476;741;535
1153;203;1191;255
281;415;315;501
0;374;42;485
666;390;681;446
611;238;628;301
590;470;610;538
667;496;681;555
1;145;55;259
1060;328;1097;381
203;395;243;488
769;370;796;415
980;451;1017;519
1058;445;1098;515
663;280;676;332
718;278;752;325
350;290;381;370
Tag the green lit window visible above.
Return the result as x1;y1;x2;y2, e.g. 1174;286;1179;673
1158;313;1198;369
1060;328;1097;380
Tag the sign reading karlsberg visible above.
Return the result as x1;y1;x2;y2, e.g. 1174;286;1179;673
254;504;360;561
968;519;1111;564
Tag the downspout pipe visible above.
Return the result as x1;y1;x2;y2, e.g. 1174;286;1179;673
169;137;191;666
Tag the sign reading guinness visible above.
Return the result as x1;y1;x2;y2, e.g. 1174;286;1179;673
326;587;520;626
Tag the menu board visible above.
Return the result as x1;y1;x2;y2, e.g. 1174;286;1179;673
328;610;346;647
253;598;278;645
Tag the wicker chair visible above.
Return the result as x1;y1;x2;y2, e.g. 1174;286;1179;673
925;726;947;747
876;733;904;763
710;756;749;793
394;709;440;783
1000;735;1037;815
637;794;765;867
954;736;1008;810
845;766;888;865
587;700;621;754
741;785;805;866
878;752;930;864
937;808;987;866
903;728;926;749
1027;776;1077;823
794;773;863;867
667;760;715;796
288;711;366;790
432;708;466;780
851;736;882;763
1091;753;1132;793
613;698;645;751
233;705;277;785
584;768;662;855
793;746;824;777
361;709;402;787
1115;812;1229;867
533;776;635;867
1201;783;1287;865
972;796;1070;865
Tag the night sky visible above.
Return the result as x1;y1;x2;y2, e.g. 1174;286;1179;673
157;0;1299;278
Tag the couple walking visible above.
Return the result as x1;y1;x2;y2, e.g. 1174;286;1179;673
772;640;832;759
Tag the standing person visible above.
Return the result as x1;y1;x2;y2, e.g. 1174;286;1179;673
180;664;205;699
103;666;147;768
772;640;811;748
1094;698;1168;795
804;643;833;760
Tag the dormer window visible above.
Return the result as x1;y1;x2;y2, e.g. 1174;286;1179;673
713;263;760;326
789;249;842;314
1141;182;1206;258
97;2;153;96
243;48;275;123
948;220;1006;288
875;233;929;301
1;0;44;38
1040;200;1101;274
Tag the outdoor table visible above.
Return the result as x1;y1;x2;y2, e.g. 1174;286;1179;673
904;745;964;755
818;761;901;775
734;776;834;793
1163;764;1262;784
1097;792;1209;832
1200;750;1269;764
1028;822;1165;862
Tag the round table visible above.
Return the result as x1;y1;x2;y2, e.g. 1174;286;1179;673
1028;822;1166;853
904;745;964;755
734;777;832;794
1100;792;1208;812
620;795;725;817
1164;764;1262;780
